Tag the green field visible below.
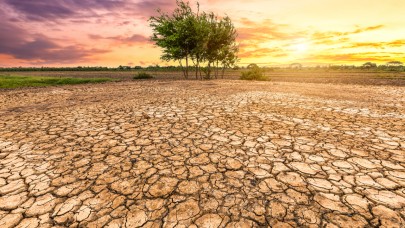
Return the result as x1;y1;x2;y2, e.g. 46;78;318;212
0;75;114;89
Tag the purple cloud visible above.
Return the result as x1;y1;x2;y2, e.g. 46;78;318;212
0;18;108;63
134;0;177;18
88;33;150;45
4;0;77;21
124;34;150;44
3;0;127;21
0;1;177;65
4;0;177;21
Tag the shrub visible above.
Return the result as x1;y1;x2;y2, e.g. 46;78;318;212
133;72;154;80
240;66;269;81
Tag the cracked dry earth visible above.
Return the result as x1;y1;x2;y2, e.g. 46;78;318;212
0;80;405;228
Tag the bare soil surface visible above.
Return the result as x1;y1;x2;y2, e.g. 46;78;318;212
0;80;404;227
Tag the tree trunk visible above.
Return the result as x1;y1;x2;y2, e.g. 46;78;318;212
179;60;186;79
195;57;199;80
216;60;219;79
222;65;226;79
199;64;203;80
207;62;212;79
185;55;189;79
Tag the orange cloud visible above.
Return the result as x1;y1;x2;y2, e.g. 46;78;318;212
347;40;405;49
306;52;404;63
88;34;151;46
387;40;405;47
312;25;384;40
237;19;302;43
314;38;350;45
239;47;286;58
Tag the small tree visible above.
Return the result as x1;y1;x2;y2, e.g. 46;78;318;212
191;10;210;79
386;61;404;71
240;64;268;81
247;63;259;69
149;1;197;79
387;61;403;67
216;16;239;79
149;0;238;80
198;12;221;79
219;44;238;78
290;63;302;69
362;62;377;69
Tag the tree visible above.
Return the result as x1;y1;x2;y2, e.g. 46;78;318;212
149;1;196;78
247;63;259;69
385;61;404;72
240;64;268;81
216;16;239;79
149;0;238;79
387;61;403;67
219;43;239;78
191;9;210;79
290;63;302;69
362;62;377;68
200;12;221;79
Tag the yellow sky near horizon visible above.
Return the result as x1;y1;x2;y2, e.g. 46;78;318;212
214;0;405;66
0;0;404;67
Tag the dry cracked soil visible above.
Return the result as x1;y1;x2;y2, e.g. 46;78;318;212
0;80;404;227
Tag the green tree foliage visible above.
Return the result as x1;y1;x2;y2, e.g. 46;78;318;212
362;62;377;69
240;64;269;81
149;0;239;79
387;61;403;66
247;63;259;69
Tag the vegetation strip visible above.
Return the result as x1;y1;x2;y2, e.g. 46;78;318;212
0;75;114;89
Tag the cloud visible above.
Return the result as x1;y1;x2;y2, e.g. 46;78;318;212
88;33;151;45
347;40;405;49
312;25;384;41
314;38;350;45
307;52;402;63
124;34;151;44
355;25;384;33
0;19;108;63
235;18;304;59
387;40;405;47
239;47;286;58
4;0;91;21
133;0;177;18
237;19;301;43
3;0;176;22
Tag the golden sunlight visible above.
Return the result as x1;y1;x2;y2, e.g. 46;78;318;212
292;43;309;53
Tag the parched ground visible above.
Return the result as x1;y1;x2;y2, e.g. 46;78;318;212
0;80;404;227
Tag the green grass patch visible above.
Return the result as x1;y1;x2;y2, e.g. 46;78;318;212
0;75;114;89
133;72;154;80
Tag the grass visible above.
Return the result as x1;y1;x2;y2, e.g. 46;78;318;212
0;75;114;89
133;72;154;80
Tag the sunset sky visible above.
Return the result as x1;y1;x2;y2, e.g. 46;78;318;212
0;0;404;67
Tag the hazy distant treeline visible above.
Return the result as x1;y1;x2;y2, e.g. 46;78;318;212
0;65;183;72
0;63;404;72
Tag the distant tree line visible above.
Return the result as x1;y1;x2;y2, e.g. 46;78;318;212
1;61;403;73
0;66;111;72
328;61;404;71
149;0;239;79
0;65;187;72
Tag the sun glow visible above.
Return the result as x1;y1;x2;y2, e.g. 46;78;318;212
292;43;309;53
